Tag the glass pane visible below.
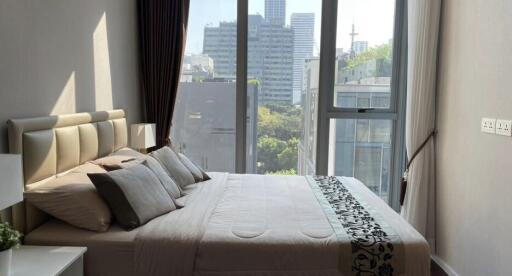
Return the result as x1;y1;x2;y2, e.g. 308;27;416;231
334;0;395;108
248;0;321;175
330;119;392;201
171;0;238;173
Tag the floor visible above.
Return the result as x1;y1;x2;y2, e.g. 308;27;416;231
431;260;448;276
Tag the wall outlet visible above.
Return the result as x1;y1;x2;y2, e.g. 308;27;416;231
496;119;512;136
481;118;496;134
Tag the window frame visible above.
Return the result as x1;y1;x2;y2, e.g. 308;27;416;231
314;0;407;210
234;0;407;210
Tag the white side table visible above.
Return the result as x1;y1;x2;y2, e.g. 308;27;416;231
11;246;87;276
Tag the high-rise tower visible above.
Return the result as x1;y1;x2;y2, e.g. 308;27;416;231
291;13;315;103
265;0;286;26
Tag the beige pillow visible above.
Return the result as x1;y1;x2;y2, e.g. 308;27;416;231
69;163;108;174
25;172;112;232
90;149;145;171
90;155;137;167
109;147;146;159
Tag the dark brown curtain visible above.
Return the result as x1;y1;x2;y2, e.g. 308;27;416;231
138;0;190;149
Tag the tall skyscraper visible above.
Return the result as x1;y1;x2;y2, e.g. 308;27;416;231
291;13;315;104
265;0;286;26
203;22;237;78
203;15;293;104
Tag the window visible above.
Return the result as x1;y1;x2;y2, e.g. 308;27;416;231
171;0;241;173
173;0;406;208
246;0;321;175
331;119;392;201
317;0;406;206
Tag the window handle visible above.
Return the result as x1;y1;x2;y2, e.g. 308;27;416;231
357;108;375;113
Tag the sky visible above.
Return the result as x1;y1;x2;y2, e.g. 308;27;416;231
185;0;395;56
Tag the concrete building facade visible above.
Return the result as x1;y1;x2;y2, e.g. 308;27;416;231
203;15;293;104
264;0;286;26
291;13;315;104
172;82;259;173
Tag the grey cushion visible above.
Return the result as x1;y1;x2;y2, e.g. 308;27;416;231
144;157;182;199
177;153;205;182
88;164;176;230
93;154;182;200
150;147;195;188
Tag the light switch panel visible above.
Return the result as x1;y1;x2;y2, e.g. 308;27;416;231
481;118;496;134
496;119;512;136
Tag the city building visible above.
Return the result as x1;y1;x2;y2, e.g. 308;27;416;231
203;22;237;79
265;0;286;26
180;54;214;82
203;14;293;104
252;16;293;104
291;13;315;104
172;82;259;173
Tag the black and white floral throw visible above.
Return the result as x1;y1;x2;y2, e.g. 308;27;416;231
307;176;403;276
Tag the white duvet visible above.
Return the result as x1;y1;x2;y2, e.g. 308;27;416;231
134;173;430;276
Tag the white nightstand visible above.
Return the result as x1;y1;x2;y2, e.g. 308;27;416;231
11;246;87;276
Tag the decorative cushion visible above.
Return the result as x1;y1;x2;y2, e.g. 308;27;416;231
144;157;182;199
25;170;112;232
92;152;182;200
69;163;108;174
109;147;146;159
177;153;203;182
178;153;211;182
150;147;195;188
90;155;139;171
88;164;176;230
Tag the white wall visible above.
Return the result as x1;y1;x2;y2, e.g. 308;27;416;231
436;0;512;275
0;0;141;153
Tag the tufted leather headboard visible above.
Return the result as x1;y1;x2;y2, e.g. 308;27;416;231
7;110;128;233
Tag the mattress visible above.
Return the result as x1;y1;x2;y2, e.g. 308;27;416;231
25;172;430;276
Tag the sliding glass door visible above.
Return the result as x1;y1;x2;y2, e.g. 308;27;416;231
246;0;322;175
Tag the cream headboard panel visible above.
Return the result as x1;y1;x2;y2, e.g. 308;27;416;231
7;110;128;233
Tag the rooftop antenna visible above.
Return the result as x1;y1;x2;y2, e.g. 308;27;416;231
349;20;358;58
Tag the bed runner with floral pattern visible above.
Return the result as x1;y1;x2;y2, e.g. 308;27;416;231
307;176;404;276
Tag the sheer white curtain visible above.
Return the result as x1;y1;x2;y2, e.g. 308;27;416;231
401;0;441;250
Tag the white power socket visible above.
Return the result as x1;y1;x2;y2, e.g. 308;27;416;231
481;118;496;134
496;119;512;136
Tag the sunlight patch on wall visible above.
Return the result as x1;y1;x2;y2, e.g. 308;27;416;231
93;12;113;111
51;71;76;115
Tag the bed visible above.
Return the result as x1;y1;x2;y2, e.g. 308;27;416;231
7;110;430;276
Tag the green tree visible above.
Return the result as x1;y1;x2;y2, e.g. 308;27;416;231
256;103;302;174
277;137;299;170
268;169;297;176
248;79;261;86
257;104;302;141
257;136;287;174
344;44;392;71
